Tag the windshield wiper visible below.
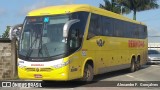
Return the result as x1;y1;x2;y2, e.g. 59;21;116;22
25;36;38;59
37;24;51;59
44;44;51;60
38;40;51;59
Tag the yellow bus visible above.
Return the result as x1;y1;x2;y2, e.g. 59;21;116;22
17;4;148;81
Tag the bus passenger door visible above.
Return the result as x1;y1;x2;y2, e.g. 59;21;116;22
85;35;103;74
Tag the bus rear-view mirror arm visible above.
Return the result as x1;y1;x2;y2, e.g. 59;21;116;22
63;19;80;38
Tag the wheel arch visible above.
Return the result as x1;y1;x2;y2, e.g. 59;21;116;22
130;55;136;63
137;55;141;61
81;58;94;77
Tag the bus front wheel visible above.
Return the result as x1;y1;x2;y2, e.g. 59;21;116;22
81;64;93;82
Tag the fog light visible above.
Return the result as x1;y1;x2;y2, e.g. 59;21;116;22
61;73;65;76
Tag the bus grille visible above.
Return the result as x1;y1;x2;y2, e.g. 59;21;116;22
25;68;53;72
25;68;35;71
40;68;52;72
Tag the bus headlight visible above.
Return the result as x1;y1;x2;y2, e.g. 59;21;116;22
53;60;70;69
18;64;25;68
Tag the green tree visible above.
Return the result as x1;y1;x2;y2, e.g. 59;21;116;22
2;26;10;38
99;0;130;14
117;0;159;20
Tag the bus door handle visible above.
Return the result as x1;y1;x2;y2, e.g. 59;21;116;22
96;39;105;47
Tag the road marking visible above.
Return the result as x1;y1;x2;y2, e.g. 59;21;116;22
126;75;144;81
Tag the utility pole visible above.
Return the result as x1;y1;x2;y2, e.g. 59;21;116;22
112;1;124;15
111;0;115;11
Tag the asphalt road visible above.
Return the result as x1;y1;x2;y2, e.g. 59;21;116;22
1;64;160;90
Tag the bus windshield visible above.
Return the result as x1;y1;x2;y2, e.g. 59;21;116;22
19;15;69;59
19;12;89;61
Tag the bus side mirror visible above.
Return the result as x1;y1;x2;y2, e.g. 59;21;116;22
63;19;80;38
9;24;22;41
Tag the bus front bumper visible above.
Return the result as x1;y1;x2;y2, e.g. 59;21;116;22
18;66;69;81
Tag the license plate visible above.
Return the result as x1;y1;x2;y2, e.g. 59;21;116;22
34;74;42;78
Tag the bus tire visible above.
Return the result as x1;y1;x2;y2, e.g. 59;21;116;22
81;64;93;82
130;58;136;72
136;60;141;70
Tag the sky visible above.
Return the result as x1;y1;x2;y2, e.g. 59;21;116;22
0;0;160;42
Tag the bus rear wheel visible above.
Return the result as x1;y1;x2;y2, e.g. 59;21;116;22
136;60;141;70
81;64;93;82
130;58;136;72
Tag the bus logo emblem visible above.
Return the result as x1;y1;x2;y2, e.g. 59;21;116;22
97;39;105;47
36;68;39;72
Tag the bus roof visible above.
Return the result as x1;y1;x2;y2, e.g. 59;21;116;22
28;4;145;25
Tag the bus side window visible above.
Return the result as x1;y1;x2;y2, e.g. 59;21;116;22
87;13;102;39
113;19;125;37
69;29;80;49
102;16;114;36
